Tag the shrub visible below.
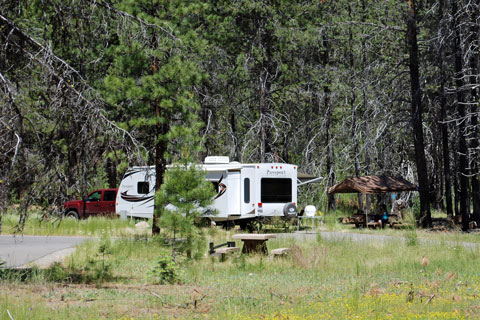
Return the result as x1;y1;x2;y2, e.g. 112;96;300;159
150;254;180;284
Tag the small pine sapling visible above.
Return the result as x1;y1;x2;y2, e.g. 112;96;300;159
156;161;216;260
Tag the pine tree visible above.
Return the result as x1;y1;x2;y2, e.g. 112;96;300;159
103;0;206;234
156;161;216;260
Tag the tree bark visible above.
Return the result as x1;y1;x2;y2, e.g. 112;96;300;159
348;2;363;211
406;0;431;227
360;0;372;214
323;35;336;211
469;3;480;224
438;0;453;217
258;22;273;163
106;157;117;189
152;57;168;235
230;111;241;162
153;100;168;235
452;0;470;231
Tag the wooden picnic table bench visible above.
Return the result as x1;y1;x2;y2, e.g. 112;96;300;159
232;233;276;254
367;221;381;229
214;247;241;261
271;247;290;256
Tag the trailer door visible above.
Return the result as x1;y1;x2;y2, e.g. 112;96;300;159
227;170;241;216
241;166;256;216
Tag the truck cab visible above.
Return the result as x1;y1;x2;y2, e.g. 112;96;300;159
63;188;118;219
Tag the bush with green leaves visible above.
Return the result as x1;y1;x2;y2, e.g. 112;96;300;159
150;254;180;285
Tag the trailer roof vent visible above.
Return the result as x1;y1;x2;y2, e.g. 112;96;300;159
204;156;230;164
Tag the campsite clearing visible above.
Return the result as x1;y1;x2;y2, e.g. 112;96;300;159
2;225;480;319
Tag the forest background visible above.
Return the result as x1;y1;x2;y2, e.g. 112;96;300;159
0;0;479;231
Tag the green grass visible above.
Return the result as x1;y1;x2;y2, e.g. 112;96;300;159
2;224;480;319
1;212;137;236
2;212;480;319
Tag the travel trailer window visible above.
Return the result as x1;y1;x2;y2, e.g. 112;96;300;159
244;178;250;203
137;182;149;194
261;178;292;203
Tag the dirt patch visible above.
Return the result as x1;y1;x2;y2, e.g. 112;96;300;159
0;283;212;319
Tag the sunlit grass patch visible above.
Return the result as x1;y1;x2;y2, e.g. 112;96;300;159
1;212;137;236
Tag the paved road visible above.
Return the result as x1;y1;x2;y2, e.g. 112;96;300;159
0;235;88;268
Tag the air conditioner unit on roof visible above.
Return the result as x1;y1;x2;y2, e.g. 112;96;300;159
204;156;230;164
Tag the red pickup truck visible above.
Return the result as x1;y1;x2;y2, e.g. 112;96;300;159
63;188;118;219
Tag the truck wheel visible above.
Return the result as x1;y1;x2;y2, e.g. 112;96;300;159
65;211;79;219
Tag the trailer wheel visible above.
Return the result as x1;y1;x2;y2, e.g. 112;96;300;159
283;202;297;217
65;210;79;219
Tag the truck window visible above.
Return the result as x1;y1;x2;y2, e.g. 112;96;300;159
103;190;116;201
87;191;101;202
261;178;292;203
244;178;250;203
137;182;149;194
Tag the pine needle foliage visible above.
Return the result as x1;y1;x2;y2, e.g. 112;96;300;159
156;162;216;260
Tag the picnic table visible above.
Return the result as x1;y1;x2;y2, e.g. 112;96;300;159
231;233;276;254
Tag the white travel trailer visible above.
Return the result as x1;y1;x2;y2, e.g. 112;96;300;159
115;156;303;227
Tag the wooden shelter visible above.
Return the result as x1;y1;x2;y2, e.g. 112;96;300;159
328;175;417;195
328;175;417;228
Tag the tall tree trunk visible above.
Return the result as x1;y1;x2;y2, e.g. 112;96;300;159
452;0;470;231
259;26;273;163
81;150;87;198
153;101;168;235
325;102;336;211
361;0;372;213
152;57;168;236
282;130;290;164
438;0;453;217
469;3;480;224
67;147;77;191
439;0;453;217
406;0;431;227
230;111;241;162
322;34;335;211
259;77;267;162
454;172;460;217
106;157;117;189
348;2;363;211
200;105;211;160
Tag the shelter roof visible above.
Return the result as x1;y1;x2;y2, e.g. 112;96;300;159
328;175;417;194
298;172;317;181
